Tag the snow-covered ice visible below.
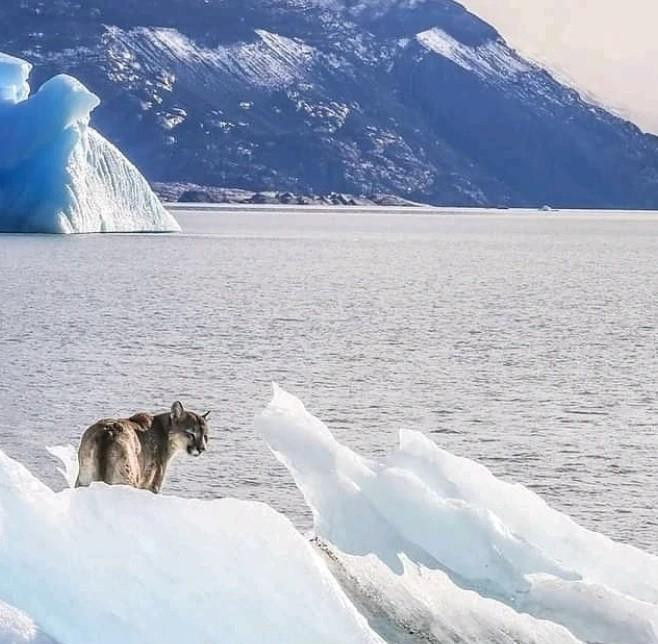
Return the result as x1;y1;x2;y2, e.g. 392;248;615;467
257;384;658;644
0;600;57;644
0;449;383;644
0;52;179;233
44;446;77;489
1;385;657;643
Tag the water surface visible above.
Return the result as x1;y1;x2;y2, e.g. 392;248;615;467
1;207;656;552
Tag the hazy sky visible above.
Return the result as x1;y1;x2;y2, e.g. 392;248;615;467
459;0;658;134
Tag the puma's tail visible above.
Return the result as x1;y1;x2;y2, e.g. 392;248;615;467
76;421;122;487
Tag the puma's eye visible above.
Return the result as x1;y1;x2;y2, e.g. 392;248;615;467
185;431;195;439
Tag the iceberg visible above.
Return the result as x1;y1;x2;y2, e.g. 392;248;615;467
0;52;179;234
256;385;658;644
1;387;656;643
0;449;383;644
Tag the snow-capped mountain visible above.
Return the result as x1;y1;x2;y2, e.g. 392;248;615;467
4;0;658;208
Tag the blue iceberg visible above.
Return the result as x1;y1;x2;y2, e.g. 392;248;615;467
0;52;179;234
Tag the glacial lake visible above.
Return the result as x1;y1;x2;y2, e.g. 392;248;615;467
1;206;656;553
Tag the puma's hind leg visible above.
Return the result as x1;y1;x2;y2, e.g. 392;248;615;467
75;422;107;487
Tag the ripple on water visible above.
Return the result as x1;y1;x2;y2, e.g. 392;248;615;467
0;209;656;553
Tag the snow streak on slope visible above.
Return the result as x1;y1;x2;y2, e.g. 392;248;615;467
417;28;530;80
257;385;658;644
104;26;317;91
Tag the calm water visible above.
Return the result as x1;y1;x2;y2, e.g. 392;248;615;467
1;208;656;553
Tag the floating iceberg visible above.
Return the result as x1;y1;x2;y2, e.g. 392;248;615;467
1;388;657;644
257;385;658;644
0;52;179;233
0;449;382;644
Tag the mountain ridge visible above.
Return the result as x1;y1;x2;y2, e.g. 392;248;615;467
3;0;658;208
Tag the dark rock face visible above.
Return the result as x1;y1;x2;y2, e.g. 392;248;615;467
153;182;424;207
4;0;658;208
178;190;212;203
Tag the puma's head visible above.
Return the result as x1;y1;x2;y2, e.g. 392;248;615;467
168;401;210;457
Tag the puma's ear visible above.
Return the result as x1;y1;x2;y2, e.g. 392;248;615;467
202;411;211;420
171;401;184;422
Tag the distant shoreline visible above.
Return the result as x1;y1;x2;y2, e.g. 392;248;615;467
165;203;658;217
155;185;658;215
152;182;427;208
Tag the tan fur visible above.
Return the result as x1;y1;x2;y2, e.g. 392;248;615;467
76;402;209;493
